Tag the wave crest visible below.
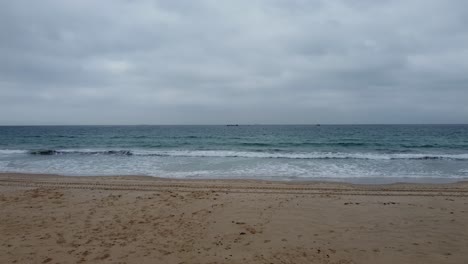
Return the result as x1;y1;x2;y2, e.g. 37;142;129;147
0;149;466;161
137;150;468;160
29;149;133;156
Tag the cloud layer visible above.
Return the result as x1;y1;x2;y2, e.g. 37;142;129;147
1;0;468;124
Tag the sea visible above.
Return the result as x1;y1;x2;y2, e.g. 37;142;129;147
0;125;467;183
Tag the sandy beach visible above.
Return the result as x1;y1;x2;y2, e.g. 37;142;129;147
1;173;468;263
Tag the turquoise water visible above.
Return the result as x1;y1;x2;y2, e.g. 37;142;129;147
0;125;467;182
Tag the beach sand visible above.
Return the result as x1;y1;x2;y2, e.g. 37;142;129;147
1;173;468;263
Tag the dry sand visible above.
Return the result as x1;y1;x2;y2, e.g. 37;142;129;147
1;173;468;264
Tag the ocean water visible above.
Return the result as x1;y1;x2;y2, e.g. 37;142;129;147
0;125;468;183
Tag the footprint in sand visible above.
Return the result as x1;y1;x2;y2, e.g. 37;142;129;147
42;257;52;263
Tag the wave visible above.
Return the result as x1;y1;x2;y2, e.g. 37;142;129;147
240;142;368;147
8;149;467;160
29;149;133;156
238;142;468;148
240;143;273;147
139;150;468;160
0;149;29;155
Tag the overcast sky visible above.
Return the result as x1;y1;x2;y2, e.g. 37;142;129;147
1;0;467;125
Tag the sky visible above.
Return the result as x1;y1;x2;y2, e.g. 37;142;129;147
1;0;468;125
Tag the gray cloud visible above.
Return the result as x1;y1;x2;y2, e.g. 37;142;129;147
1;0;467;125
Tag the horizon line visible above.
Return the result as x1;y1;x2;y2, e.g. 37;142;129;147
1;123;468;126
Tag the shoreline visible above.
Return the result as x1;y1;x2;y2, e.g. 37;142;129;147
1;173;468;263
2;173;468;199
1;172;467;185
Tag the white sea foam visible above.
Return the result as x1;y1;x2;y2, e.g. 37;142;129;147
2;148;468;160
0;149;28;155
1;151;467;182
132;150;468;160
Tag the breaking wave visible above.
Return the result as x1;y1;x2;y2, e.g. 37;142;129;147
7;149;466;160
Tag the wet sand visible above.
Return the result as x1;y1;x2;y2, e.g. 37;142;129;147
1;173;468;263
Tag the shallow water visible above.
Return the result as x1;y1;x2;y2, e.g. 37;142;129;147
1;125;467;182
